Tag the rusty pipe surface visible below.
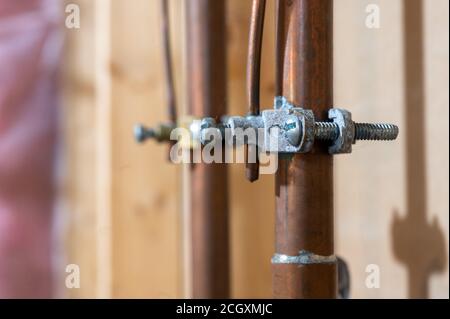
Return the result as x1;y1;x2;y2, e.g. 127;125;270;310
185;0;229;299
273;0;337;298
246;0;266;182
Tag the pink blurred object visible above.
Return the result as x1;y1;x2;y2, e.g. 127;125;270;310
0;0;62;298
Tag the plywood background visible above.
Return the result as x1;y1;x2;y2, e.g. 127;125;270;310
62;0;448;298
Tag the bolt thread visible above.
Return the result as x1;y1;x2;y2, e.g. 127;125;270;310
315;122;398;141
315;122;339;140
354;123;399;141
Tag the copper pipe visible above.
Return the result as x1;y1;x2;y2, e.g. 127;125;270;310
247;0;265;115
245;0;266;182
272;0;337;298
160;0;177;124
274;0;286;96
185;0;230;299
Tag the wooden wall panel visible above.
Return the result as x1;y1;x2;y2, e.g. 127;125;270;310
64;0;183;298
63;0;98;298
107;0;182;298
423;0;449;298
334;0;449;298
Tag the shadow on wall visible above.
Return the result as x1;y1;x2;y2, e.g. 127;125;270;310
391;0;447;299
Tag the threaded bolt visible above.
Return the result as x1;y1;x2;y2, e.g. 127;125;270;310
134;124;156;143
315;122;339;141
354;123;399;141
314;122;399;142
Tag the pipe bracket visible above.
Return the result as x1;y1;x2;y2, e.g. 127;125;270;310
271;250;337;265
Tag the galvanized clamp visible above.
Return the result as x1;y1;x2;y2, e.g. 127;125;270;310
199;96;399;155
134;97;399;155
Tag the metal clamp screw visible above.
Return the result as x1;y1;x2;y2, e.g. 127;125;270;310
315;108;398;154
133;123;175;144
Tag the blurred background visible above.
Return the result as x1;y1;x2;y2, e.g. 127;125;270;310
0;0;448;298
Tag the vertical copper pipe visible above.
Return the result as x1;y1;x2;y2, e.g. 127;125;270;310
246;0;266;182
274;0;286;97
185;0;229;298
247;0;266;114
272;0;337;298
160;0;177;123
160;0;177;160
